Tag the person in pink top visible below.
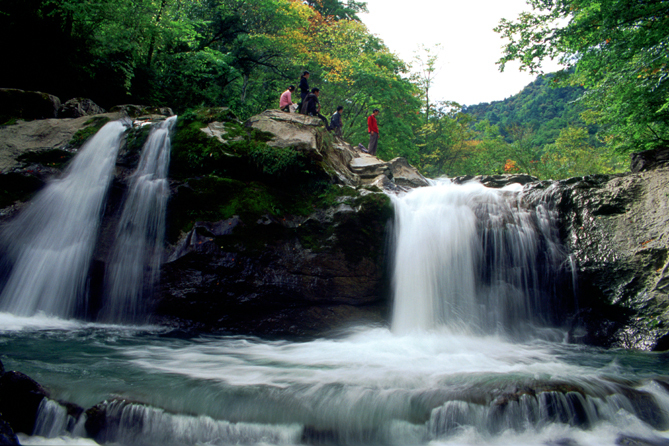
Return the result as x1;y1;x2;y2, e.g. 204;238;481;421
367;109;380;156
280;85;296;112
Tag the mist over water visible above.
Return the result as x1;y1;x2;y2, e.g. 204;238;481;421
4;315;669;446
2;158;669;446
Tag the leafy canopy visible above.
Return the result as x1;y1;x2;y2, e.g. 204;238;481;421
495;0;669;153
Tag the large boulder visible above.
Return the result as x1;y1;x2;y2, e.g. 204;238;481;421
525;168;669;350
245;109;428;190
149;109;402;335
58;98;106;118
246;110;323;154
0;371;50;435
0;113;126;174
0;88;60;123
630;146;669;173
156;191;393;336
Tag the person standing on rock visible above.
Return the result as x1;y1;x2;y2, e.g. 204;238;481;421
330;106;344;138
367;109;380;156
298;71;310;113
280;85;296;112
301;88;331;130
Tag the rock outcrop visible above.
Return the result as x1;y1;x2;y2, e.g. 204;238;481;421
245;110;429;190
1;101;668;347
511;167;669;350
0;88;61;123
630;146;669;173
0;362;49;437
58;98;107;118
152;108;413;335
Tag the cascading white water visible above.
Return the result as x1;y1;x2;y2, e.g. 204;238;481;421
0;121;127;318
99;116;176;323
391;180;569;336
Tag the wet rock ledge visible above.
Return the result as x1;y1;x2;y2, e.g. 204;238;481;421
152;109;428;336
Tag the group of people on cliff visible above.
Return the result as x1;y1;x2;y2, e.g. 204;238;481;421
279;71;379;156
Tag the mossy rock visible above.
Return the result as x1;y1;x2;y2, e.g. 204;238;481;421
171;109;324;187
16;149;74;168
0;88;60;123
334;193;393;263
179;107;240;125
67;116;111;148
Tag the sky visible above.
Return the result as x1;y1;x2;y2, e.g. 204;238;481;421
360;0;562;106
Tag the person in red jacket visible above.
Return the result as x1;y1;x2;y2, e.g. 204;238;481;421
367;109;380;156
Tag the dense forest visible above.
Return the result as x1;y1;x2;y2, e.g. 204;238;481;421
1;0;667;179
463;74;594;149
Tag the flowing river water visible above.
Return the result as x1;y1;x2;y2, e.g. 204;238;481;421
1;122;669;445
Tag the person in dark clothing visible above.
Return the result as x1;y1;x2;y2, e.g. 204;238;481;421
330;105;344;138
298;71;310;113
301;88;330;130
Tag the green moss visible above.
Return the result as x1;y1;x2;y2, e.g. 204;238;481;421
17;149;74;167
124;125;152;154
179;107;239;125
167;173;364;243
166;107;389;254
1;118;17;126
334;193;393;263
171;109;318;186
84;116;111;127
248;145;308;178
68;116;111;148
170;117;236;179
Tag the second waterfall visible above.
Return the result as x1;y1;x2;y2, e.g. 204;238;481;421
100;116;176;323
391;179;574;337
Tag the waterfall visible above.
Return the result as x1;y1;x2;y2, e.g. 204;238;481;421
391;180;571;336
99;116;176;323
0;121;127;318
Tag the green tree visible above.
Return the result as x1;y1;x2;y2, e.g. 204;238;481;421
504;124;542;176
302;0;367;20
495;0;669;153
540;126;626;179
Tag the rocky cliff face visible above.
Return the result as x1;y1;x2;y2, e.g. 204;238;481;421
153;109;427;336
547;168;669;350
1;98;668;347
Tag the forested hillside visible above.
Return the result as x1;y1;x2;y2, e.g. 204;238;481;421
463;74;596;148
1;0;666;179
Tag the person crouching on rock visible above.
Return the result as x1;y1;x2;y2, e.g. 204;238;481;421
280;85;296;112
301;88;331;130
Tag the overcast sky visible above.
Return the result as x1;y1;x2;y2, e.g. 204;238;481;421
360;0;562;106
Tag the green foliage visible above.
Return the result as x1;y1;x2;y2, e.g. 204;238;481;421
463;74;597;148
68;117;111;148
540;126;626;179
248;146;308;178
495;0;669;153
124;125;153;154
303;0;368;20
